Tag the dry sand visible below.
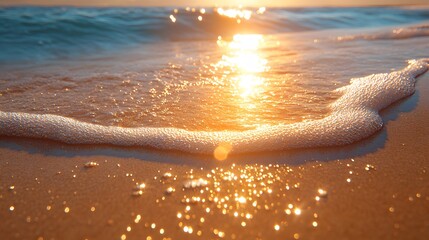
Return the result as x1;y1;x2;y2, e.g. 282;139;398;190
1;74;429;240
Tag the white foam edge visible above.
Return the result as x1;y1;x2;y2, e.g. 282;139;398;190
0;59;428;154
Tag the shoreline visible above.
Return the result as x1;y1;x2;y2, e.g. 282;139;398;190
0;75;428;239
1;60;427;155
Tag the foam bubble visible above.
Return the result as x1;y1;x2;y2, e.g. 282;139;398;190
0;59;428;154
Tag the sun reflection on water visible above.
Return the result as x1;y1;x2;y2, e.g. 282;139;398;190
169;7;265;24
216;34;268;101
229;34;263;51
216;8;252;21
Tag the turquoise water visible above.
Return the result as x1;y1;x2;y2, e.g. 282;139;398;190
1;7;429;62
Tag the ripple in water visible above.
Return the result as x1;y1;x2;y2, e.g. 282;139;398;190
0;34;337;131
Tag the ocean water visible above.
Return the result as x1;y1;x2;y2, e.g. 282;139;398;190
0;6;429;153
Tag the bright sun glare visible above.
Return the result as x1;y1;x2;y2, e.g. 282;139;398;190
218;34;268;98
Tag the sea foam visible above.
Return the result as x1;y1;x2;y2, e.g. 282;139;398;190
0;59;428;154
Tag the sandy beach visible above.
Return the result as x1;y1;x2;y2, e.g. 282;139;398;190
1;5;429;240
1;73;428;240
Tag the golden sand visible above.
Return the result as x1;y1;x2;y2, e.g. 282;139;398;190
0;75;429;240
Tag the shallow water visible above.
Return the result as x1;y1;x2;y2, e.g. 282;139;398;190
0;6;429;152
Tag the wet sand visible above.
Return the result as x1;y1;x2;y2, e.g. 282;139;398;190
1;74;429;240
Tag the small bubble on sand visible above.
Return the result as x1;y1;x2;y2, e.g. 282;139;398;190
84;161;99;168
134;215;141;223
183;178;208;189
134;183;146;190
165;187;176;195
317;188;328;198
365;164;376;171
132;183;145;196
162;172;173;179
132;190;143;196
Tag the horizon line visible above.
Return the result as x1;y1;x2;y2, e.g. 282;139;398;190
1;3;429;8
